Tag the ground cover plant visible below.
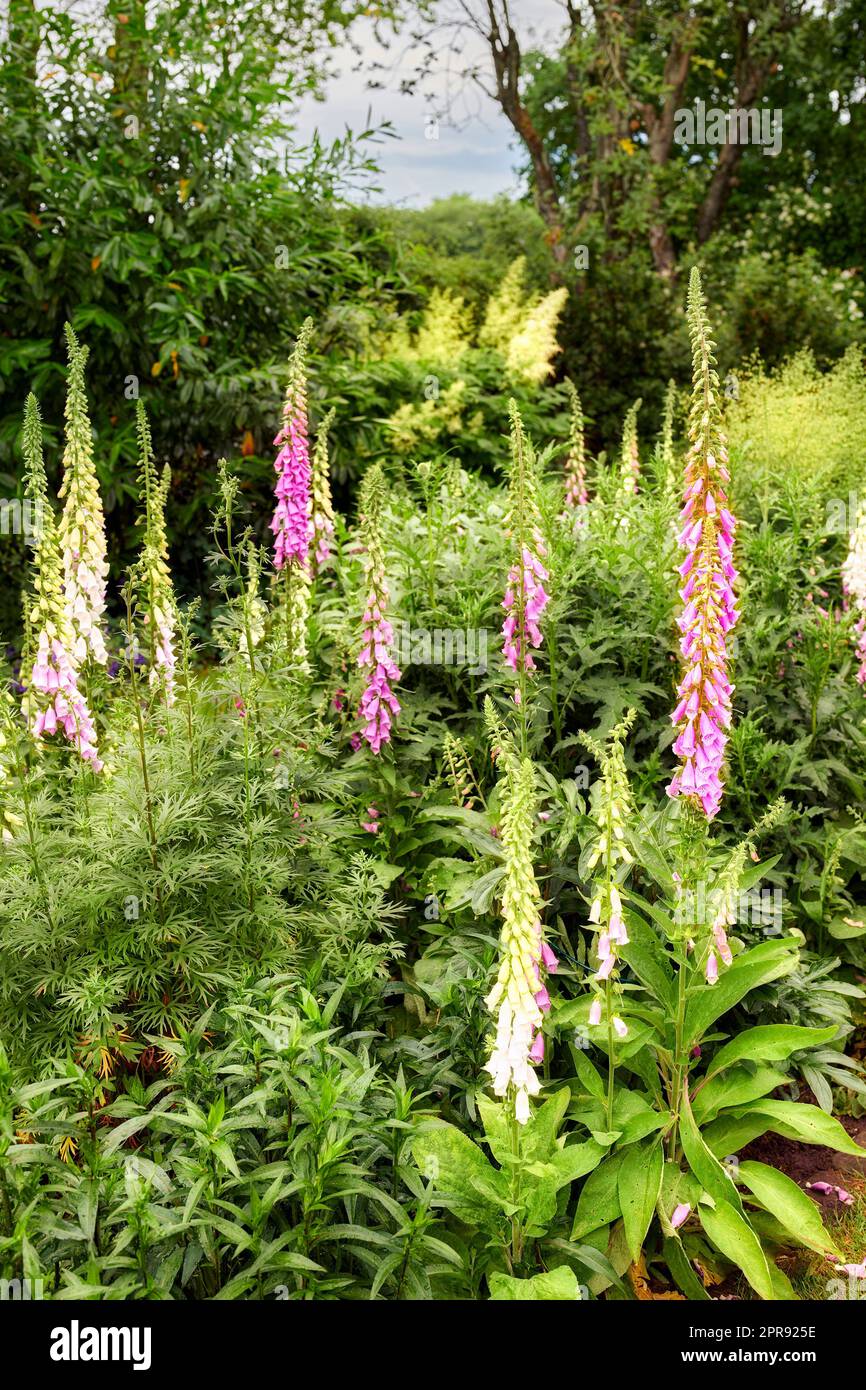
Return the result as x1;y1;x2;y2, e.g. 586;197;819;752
1;259;866;1308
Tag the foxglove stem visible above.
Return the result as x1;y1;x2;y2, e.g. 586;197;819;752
135;403;177;708
58;326;109;667
581;712;636;1113
563;380;588;510
617;398;642;504
659;378;677;501
124;588;165;927
311;407;336;574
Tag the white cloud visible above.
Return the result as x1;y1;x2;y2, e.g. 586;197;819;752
294;2;565;206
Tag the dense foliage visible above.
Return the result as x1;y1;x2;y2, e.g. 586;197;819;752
1;261;865;1303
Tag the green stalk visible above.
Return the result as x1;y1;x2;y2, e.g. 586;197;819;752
667;941;689;1162
125;592;165;927
508;1100;524;1270
605;976;616;1130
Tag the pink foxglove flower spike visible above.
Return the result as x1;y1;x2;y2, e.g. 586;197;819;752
667;268;740;822
271;319;314;574
501;401;549;698
21;394;102;771
355;463;400;754
842;499;866;686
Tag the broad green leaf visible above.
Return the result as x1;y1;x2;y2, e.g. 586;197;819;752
736;854;782;891
571;1049;605;1101
684;941;798;1048
679;1086;745;1216
827;916;866;940
698;1198;775;1301
702;1110;776;1159
489;1266;582;1301
618;1139;663;1264
412;1124;508;1227
663;1237;710;1300
548;1139;606;1189
478;1088;569;1167
571;1151;625;1241
704;1025;838;1081
737;1160;841;1258
736;1101;866;1157
691;1064;790;1125
768;1264;798;1300
620;909;674;1005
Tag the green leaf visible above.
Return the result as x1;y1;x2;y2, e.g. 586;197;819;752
571;1151;625;1241
737;1160;841;1258
478;1088;570;1166
571;1050;605;1101
735;1101;866;1157
489;1266;582;1300
702;1111;777;1159
736;854;782;892
663;1237;710;1300
620;910;674;1006
704;1025;838;1080
684;941;798;1047
827;915;866;939
548;1140;607;1189
679;1086;745;1215
691;1064;790;1125
412;1124;508;1227
618;1139;664;1264
698;1198;775;1301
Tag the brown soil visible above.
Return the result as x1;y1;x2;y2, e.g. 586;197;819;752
741;1114;866;1211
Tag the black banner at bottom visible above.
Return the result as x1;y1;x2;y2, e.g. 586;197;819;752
0;1295;857;1377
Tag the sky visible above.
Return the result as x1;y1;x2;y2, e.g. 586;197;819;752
293;1;566;208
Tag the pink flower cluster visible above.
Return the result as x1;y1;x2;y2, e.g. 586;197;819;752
841;506;866;686
529;936;559;1063
854;618;866;685
312;508;334;572
29;632;102;771
502;541;549;684
151;608;176;707
704;896;734;986
590;892;630;985
667;443;739;820
271;409;312;572
357;588;401;755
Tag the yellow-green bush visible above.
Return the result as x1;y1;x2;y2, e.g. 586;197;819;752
726;348;866;509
